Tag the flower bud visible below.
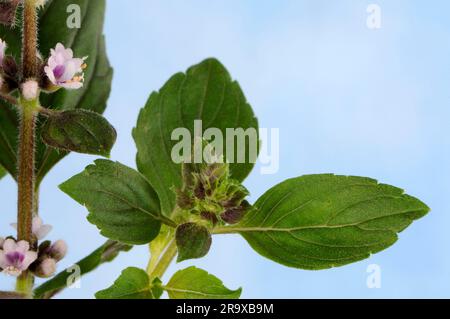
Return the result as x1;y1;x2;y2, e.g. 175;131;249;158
220;201;251;224
33;258;56;278
175;189;194;210
194;183;206;200
0;237;4;250
48;240;67;262
0;1;20;27
21;80;39;101
200;211;218;226
2;55;18;78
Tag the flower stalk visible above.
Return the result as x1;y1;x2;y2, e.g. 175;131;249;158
147;240;177;280
16;99;38;295
22;0;39;79
16;0;40;296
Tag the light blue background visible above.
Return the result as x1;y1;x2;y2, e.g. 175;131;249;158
1;0;449;298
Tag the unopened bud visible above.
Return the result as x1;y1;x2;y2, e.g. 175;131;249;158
200;211;218;226
33;258;56;278
204;163;228;185
220;201;251;224
0;1;20;26
21;80;39;101
2;55;18;78
194;183;206;200
176;189;194;210
48;240;67;261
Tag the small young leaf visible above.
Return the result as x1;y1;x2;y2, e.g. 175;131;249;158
165;266;242;299
41;109;117;157
176;223;212;262
151;278;164;299
96;267;153;299
229;174;429;270
133;58;259;216
59;160;162;245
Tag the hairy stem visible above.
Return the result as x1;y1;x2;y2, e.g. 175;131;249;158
16;100;37;296
17;104;36;242
16;0;39;297
22;0;39;79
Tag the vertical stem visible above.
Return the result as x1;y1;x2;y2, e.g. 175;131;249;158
17;104;36;243
16;102;37;296
16;0;39;296
22;0;38;79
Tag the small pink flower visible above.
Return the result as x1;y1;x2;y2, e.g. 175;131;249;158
0;239;37;276
11;216;52;240
44;43;87;90
0;38;6;66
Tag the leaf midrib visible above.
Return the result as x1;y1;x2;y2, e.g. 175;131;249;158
218;208;426;234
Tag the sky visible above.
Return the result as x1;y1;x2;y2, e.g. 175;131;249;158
1;0;450;298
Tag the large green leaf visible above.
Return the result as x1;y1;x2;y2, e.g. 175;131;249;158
96;267;154;299
226;174;429;270
0;165;6;180
0;0;113;184
59;160;163;245
165;266;242;299
133;58;259;216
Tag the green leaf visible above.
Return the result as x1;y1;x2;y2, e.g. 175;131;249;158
227;174;429;270
59;160;163;245
96;267;153;299
165;266;242;299
41;109;116;157
0;165;6;180
133;58;259;216
34;240;131;299
0;0;113;183
151;278;164;299
176;223;212;262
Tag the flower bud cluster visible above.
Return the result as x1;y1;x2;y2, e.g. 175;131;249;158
0;217;67;277
0;38;87;101
175;145;252;226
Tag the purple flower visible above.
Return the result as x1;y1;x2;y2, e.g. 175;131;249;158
0;38;6;66
44;43;87;90
11;216;52;240
0;239;37;276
